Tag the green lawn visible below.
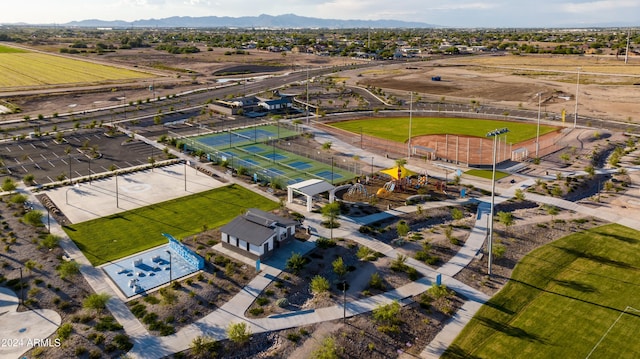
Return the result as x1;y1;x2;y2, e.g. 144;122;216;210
331;117;558;144
465;169;510;180
0;44;28;53
444;224;640;358
64;184;278;266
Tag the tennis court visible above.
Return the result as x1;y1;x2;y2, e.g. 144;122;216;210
190;125;298;152
288;161;313;170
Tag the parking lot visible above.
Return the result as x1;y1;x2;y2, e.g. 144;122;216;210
1;129;159;186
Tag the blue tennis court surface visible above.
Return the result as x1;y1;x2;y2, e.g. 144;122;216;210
243;145;265;153
263;153;287;161
316;170;343;181
287;178;305;185
288;161;312;170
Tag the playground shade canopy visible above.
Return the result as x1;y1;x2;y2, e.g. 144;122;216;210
380;166;417;180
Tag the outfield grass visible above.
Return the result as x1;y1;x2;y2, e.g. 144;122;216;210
465;169;510;180
331;117;557;144
64;184;278;266
0;50;153;87
444;224;640;358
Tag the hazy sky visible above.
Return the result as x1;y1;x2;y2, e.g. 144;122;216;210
2;0;638;27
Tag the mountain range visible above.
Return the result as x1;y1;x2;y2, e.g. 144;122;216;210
62;14;435;29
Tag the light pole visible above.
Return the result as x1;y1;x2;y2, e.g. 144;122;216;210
306;67;310;125
408;91;413;158
65;183;79;205
360;127;363;149
574;67;580;129
342;280;347;323
536;92;542;158
115;171;119;208
17;267;24;306
486;128;509;276
184;161;187;191
165;250;172;286
331;156;334;185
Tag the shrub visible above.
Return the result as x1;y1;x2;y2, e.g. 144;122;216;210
285;252;307;274
57;323;73;341
113;333;133;351
356;246;376;261
95;316;123;332
131;303;147;318
310;275;330;294
256;297;270;306
57;261;80;280
227;322;251;345
368;272;384;290
143;295;160;305
316;237;337;249
83;293;110;315
276;298;288;308
23;210;43;227
39;234;61;249
249;307;264;316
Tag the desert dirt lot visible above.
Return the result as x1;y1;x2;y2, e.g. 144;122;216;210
347;54;640;123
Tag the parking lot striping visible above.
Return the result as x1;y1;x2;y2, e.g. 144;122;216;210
18;144;24;150
4;146;11;152
49;161;55;168
53;152;59;158
27;155;34;162
40;154;47;160
30;143;37;149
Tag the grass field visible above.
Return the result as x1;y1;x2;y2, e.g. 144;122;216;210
331;117;557;144
444;224;640;359
0;44;28;53
0;48;153;88
64;184;278;266
465;169;510;180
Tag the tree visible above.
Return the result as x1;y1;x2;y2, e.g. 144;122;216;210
395;158;407;168
497;211;515;234
285;252;307;274
322;141;332;150
451;208;464;221
57;261;80;280
332;257;347;278
396;220;410;238
227;322;251;345
83;293;111;315
321;202;341;239
310;275;330;294
23;174;35;186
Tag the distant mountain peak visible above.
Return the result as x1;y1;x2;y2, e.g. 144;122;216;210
64;14;435;29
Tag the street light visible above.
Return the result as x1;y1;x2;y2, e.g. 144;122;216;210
486;128;509;276
574;67;580;129
343;280;347;323
536;92;542;158
165;250;172;286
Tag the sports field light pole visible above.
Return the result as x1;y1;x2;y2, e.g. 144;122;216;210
184;161;187;191
165;250;172;286
486;128;509;276
14;267;24;306
536;92;542;158
408;91;413;158
574;67;580;129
